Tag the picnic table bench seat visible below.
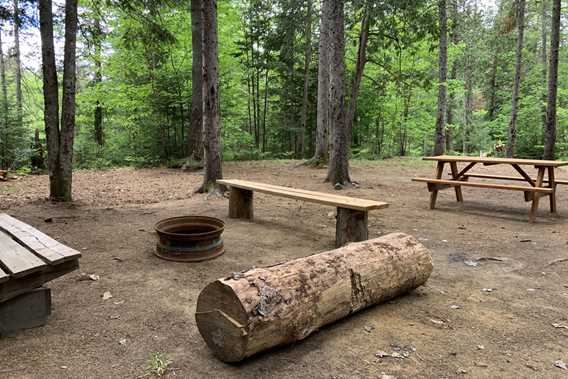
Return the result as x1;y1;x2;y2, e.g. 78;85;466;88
217;179;389;247
0;213;81;336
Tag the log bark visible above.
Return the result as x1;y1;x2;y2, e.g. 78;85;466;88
434;0;447;156
507;0;525;158
187;0;204;161
196;232;433;362
543;0;560;160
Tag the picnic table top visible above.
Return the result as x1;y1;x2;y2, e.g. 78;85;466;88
0;213;81;302
423;155;568;167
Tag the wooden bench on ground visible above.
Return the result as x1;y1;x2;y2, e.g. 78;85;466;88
0;213;81;336
217;179;389;247
0;170;7;181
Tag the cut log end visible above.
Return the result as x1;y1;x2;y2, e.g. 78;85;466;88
196;281;249;362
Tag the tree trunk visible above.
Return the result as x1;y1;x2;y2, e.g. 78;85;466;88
309;0;332;166
198;0;223;193
543;0;560;160
540;0;548;132
187;0;204;161
58;0;79;202
298;0;313;159
39;0;62;199
93;11;104;148
446;0;458;151
196;233;433;363
345;4;370;148
326;0;350;185
507;0;525;158
0;26;9;170
463;53;473;155
434;0;447;156
13;0;23;133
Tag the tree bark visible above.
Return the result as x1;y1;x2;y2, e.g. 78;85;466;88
446;0;458;151
540;0;548;132
434;0;447;156
0;26;9;170
39;0;62;198
187;0;204;161
93;8;104;148
326;0;350;185
58;0;78;201
13;0;23;133
543;0;559;160
345;4;370;148
309;0;332;166
507;0;525;158
196;233;433;363
298;0;313;159
198;0;224;193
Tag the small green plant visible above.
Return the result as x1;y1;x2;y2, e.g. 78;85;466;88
147;352;172;377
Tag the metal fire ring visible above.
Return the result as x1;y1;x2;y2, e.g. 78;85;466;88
154;216;225;262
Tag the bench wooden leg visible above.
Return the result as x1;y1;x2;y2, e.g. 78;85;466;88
449;162;464;203
335;208;368;248
0;287;51;336
430;161;445;209
229;188;253;219
529;167;546;223
548;167;557;213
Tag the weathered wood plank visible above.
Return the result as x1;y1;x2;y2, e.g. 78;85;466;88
0;214;81;264
0;231;48;278
412;178;553;193
424;155;568;167
456;172;568;185
217;179;388;211
0;266;8;284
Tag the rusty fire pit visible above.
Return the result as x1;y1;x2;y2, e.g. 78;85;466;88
154;216;225;262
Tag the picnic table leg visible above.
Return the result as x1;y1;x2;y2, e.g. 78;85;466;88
529;167;546;223
429;161;445;209
449;162;464;203
228;188;254;219
548;167;557;213
335;207;368;248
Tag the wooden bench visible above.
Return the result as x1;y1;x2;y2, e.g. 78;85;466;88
453;172;568;186
0;213;81;336
217;179;389;247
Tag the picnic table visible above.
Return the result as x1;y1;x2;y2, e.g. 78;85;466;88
412;155;568;222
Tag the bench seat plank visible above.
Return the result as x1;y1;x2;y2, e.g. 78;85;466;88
218;179;388;211
424;155;568;167
412;178;553;193
0;231;48;278
0;214;81;264
454;172;568;186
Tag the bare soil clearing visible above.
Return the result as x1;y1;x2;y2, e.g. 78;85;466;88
1;159;567;378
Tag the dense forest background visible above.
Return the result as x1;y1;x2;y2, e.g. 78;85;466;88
0;0;567;172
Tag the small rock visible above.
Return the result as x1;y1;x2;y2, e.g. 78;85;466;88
456;368;467;374
375;351;390;358
118;338;127;345
88;274;100;281
334;183;343;190
363;325;375;333
481;288;495;293
464;260;479;267
109;315;120;320
476;345;485;350
554;360;567;370
102;291;113;300
450;304;462;310
60;366;68;369
430;318;445;325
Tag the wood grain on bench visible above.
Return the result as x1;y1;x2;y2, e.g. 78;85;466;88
454;172;568;186
218;179;388;211
0;231;48;278
0;214;81;264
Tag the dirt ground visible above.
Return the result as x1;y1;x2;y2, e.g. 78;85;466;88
1;159;567;379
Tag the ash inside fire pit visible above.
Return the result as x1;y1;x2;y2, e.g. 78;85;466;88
154;216;225;262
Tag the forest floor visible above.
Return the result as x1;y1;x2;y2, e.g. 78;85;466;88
1;158;568;379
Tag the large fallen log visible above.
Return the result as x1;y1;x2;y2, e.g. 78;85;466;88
195;232;433;362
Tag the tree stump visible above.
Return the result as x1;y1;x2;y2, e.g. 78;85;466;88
335;207;368;247
228;188;253;219
195;233;433;362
